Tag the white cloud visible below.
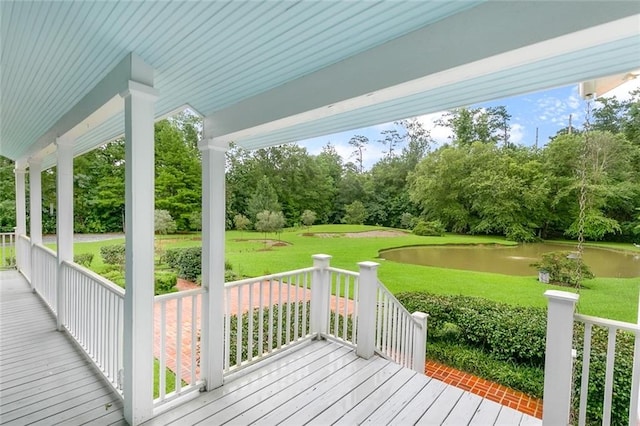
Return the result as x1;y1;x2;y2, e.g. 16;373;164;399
510;123;525;144
413;111;452;148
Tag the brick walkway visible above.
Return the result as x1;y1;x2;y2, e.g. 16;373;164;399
426;360;543;419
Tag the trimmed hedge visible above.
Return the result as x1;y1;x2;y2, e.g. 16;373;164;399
397;291;635;425
164;247;234;282
100;244;125;266
155;272;178;295
412;220;445;236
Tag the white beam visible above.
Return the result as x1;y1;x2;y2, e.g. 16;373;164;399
20;53;153;166
122;82;157;425
205;3;639;144
200;136;228;390
55;137;74;331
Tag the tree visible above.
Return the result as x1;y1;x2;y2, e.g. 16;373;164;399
378;129;403;159
301;210;317;228
154;209;177;234
343;201;367;225
254;210;285;242
233;213;251;237
348;135;368;173
247;176;280;221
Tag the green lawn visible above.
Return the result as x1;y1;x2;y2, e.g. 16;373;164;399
62;225;640;322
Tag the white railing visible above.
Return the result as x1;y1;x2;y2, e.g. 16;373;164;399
325;267;359;346
574;314;640;426
62;260;125;395
375;281;428;371
17;234;30;281
154;288;204;407
0;232;16;269
223;267;315;375
32;244;57;313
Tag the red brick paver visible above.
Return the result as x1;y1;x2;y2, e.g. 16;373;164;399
426;360;543;419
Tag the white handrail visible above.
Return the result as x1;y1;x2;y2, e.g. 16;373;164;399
223;268;314;375
0;232;16;269
574;313;640;426
32;244;57;313
153;288;205;408
17;234;30;281
62;260;124;396
375;280;426;371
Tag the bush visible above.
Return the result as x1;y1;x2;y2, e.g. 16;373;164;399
173;247;202;281
155;272;178;295
397;292;546;366
428;341;544;398
397;291;635;424
412;220;445;236
506;224;539;243
100;244;125;266
73;253;94;267
164;248;182;269
530;251;594;287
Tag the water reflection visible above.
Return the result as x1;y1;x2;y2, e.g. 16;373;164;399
379;243;640;278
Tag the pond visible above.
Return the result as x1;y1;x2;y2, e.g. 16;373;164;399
379;243;640;278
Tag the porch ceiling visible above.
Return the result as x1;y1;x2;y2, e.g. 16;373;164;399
1;1;639;168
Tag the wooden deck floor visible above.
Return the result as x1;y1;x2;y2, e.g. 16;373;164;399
1;270;541;426
147;340;541;426
0;270;125;425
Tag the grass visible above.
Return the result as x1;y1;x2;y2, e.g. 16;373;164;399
60;225;639;322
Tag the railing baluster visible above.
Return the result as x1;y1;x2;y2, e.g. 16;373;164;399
277;279;283;349
248;281;254;362
236;285;242;366
578;323;592;426
343;274;349;340
334;274;341;337
258;280;264;355
191;294;197;385
176;298;183;394
160;300;167;400
225;286;231;371
602;327;617;426
294;274;300;341
301;272;308;336
285;276;291;345
268;278;273;353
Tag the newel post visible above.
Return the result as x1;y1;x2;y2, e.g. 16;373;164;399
412;312;428;373
310;254;331;338
29;157;43;293
55;137;74;331
356;261;379;359
542;290;579;426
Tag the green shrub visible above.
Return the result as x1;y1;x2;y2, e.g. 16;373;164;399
506;224;539;243
73;253;94;267
173;247;201;281
427;341;544;398
101;269;125;287
100;244;125;266
397;291;635;424
530;251;594;287
397;292;546;366
155;272;178;295
412;220;445;236
164;248;182;269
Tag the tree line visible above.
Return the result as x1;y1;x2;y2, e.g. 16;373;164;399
0;91;638;242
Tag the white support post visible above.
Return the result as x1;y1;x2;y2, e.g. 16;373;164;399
29;158;43;293
200;138;228;391
310;254;331;338
412;312;428;373
356;261;379;359
122;84;157;425
542;290;579;426
55;137;74;331
14;166;26;270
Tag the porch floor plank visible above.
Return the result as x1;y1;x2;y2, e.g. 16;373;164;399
1;270;542;426
0;270;125;425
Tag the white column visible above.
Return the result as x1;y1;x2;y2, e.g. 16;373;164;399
200;139;228;390
412;312;428;373
542;290;579;426
122;84;157;425
356;261;378;359
55;137;74;331
14;166;26;270
28;158;43;245
310;254;331;338
29;158;43;293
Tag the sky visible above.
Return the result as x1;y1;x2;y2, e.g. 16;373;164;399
297;79;640;170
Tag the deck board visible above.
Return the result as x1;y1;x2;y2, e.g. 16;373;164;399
1;270;542;426
0;270;125;425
